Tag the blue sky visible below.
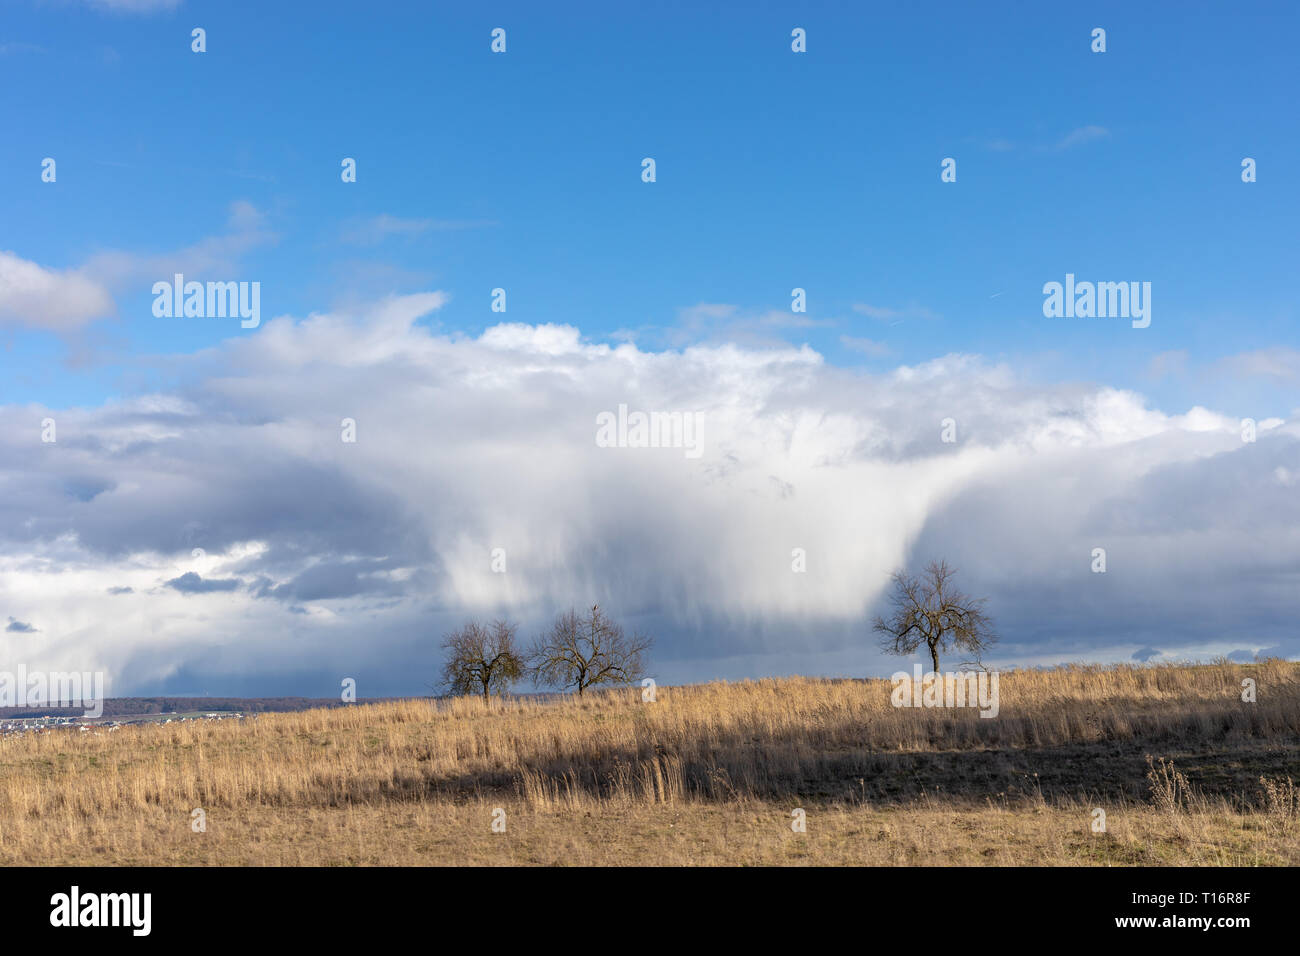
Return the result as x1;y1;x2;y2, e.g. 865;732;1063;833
5;1;1296;408
1;1;1298;696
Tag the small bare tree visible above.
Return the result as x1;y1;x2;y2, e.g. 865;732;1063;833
439;619;525;700
529;604;652;696
873;560;996;672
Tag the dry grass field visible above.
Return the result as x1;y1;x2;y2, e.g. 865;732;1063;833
2;660;1298;865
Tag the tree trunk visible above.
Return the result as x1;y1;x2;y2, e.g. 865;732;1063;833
929;644;940;674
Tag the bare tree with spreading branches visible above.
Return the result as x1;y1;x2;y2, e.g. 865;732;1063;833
439;619;525;700
529;604;652;696
873;560;996;672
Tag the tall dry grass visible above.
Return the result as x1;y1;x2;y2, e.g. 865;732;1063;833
0;659;1296;864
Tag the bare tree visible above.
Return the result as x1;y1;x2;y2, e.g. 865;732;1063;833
873;560;996;672
529;604;652;696
439;619;525;700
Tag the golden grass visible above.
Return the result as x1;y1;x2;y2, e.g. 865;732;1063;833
1;660;1297;865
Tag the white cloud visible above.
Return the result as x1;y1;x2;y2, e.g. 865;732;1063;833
0;251;115;330
2;292;1296;693
852;302;941;323
1145;349;1188;380
83;0;182;12
1054;125;1111;150
840;335;893;358
82;199;275;288
1222;347;1300;382
340;214;497;244
0;202;273;334
646;302;834;348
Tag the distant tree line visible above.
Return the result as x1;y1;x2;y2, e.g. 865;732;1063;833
0;696;378;720
439;604;653;699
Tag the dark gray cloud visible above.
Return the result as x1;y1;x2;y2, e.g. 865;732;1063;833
164;572;241;594
253;558;422;602
0;294;1295;694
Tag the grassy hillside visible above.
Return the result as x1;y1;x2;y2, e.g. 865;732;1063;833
2;660;1297;865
